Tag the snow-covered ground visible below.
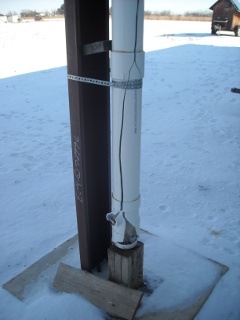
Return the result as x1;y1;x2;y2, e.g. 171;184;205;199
0;20;240;319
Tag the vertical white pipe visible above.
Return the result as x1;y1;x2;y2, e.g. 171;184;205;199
108;0;144;249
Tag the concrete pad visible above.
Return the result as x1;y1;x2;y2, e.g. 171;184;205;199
2;231;228;320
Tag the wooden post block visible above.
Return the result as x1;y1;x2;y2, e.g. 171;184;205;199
108;241;144;289
53;263;143;320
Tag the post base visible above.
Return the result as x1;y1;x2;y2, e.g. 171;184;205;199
108;241;144;289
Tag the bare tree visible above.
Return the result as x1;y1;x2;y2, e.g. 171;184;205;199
20;9;40;17
7;10;18;16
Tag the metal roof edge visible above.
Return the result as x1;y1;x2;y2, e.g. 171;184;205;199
209;0;240;12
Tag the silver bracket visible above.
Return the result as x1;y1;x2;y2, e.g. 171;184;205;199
68;74;142;90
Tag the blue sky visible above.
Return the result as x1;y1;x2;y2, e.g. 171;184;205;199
0;0;214;15
0;0;63;14
144;0;215;13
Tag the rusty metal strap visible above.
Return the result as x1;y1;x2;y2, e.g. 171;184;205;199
82;40;112;55
68;74;143;90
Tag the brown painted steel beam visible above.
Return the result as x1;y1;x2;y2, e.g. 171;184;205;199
64;0;111;271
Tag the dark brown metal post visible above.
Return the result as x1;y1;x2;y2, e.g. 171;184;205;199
64;0;111;271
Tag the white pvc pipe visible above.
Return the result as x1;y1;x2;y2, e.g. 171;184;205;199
107;0;144;249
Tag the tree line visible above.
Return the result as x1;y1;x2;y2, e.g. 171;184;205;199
2;6;212;19
109;8;212;18
142;10;212;21
1;4;64;17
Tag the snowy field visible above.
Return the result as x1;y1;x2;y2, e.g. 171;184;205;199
0;19;240;319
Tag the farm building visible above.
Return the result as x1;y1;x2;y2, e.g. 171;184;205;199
7;15;20;23
0;16;7;23
210;0;240;35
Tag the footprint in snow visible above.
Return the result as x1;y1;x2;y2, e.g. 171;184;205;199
159;205;170;212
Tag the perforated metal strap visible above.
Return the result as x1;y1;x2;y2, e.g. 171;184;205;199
68;74;142;90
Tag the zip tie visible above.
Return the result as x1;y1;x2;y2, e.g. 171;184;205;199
68;74;142;90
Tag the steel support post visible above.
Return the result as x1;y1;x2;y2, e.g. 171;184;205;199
64;0;111;271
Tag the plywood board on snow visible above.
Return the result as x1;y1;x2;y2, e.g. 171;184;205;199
53;263;143;320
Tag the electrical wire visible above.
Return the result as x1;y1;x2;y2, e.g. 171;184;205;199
118;0;141;213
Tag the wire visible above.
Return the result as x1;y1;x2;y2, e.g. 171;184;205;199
118;0;141;212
